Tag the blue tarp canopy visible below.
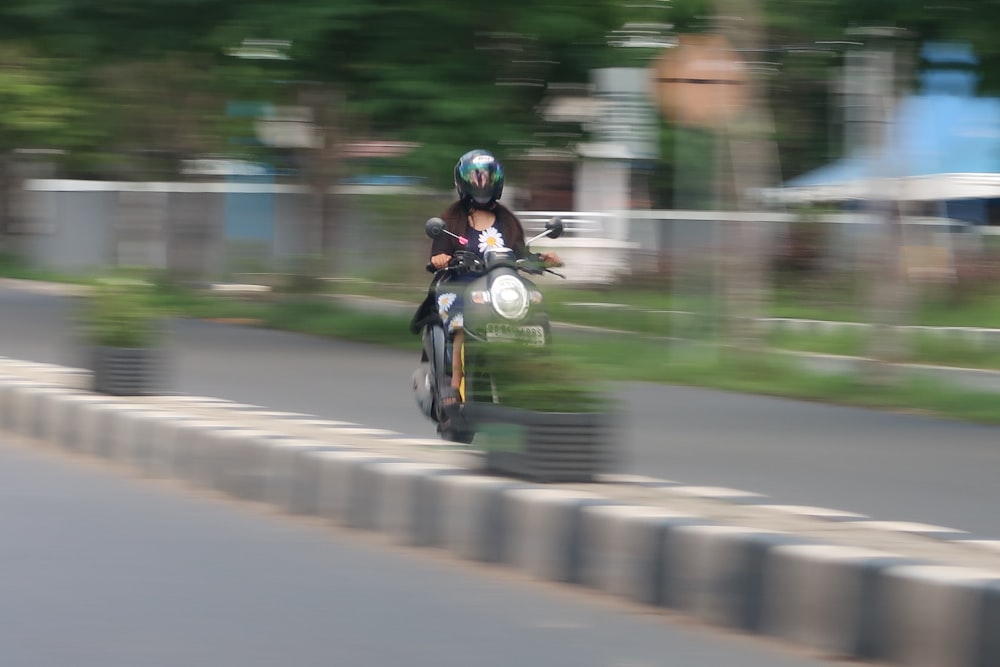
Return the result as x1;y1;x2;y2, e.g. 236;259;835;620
779;43;1000;207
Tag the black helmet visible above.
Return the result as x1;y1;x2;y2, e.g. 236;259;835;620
454;149;504;207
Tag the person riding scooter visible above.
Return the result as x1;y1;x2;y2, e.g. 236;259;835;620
427;149;562;414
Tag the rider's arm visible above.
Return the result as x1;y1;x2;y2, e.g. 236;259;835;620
430;233;456;259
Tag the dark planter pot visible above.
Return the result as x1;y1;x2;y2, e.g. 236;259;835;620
465;403;618;483
91;346;164;396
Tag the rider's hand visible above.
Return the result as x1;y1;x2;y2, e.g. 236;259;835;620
431;253;452;270
539;252;563;268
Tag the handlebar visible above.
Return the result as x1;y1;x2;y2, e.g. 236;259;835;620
426;250;482;275
517;254;566;278
426;251;565;279
515;257;545;275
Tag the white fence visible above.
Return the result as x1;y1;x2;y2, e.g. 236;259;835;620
9;179;997;283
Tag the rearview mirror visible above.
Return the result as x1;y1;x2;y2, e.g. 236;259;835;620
545;217;564;240
425;217;445;238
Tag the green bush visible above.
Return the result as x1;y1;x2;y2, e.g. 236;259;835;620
78;274;162;348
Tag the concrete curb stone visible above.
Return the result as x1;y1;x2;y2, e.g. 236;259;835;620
499;488;618;584
578;505;712;606
433;475;537;564
367;462;465;546
761;545;926;660
879;565;1000;667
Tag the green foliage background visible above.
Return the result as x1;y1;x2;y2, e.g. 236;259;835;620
1;0;999;187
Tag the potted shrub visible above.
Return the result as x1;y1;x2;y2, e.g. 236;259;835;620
77;272;166;396
464;343;619;483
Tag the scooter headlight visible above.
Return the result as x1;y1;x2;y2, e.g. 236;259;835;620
489;275;529;320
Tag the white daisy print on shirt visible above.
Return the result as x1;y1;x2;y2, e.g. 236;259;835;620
478;227;505;254
437;292;456;318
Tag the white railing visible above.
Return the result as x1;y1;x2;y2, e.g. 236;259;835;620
516;210;614;239
15;177;1000;282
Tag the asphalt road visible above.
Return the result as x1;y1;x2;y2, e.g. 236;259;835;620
2;286;999;538
0;434;841;667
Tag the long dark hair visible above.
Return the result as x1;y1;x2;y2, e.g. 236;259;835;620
439;200;526;251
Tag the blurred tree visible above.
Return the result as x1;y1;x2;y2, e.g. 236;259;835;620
1;0;628;183
0;0;245;180
93;56;238;179
205;0;626;185
0;45;84;247
3;0;1000;195
204;0;626;265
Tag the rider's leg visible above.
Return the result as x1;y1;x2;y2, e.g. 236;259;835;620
450;329;464;397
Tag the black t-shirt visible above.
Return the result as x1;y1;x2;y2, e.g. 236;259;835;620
430;218;527;260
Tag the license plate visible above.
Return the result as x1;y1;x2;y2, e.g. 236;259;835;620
485;323;545;346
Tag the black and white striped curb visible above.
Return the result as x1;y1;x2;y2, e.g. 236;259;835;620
0;358;998;667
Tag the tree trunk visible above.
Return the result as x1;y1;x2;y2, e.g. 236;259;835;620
299;87;345;278
0;154;12;252
714;0;777;351
852;34;913;383
865;200;912;376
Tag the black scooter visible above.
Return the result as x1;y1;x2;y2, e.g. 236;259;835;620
410;216;564;443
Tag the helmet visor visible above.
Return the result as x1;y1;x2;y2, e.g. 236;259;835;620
457;159;502;203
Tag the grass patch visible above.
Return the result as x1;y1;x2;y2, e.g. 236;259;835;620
0;253;96;284
258;298;419;349
146;287;420;350
552;337;1000;424
148;287;273;322
766;327;1000;371
913;332;1000;370
767;328;867;357
914;295;1000;329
